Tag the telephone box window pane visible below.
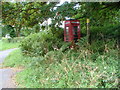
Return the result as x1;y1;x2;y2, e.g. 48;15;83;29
73;26;78;34
66;27;69;34
73;26;78;38
66;36;69;40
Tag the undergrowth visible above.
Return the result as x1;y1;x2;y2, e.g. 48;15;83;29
4;38;119;88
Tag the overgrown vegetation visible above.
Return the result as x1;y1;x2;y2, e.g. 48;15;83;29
2;1;119;88
4;30;119;88
82;24;119;38
20;29;64;56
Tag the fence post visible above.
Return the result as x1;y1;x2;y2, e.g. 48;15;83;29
86;18;91;45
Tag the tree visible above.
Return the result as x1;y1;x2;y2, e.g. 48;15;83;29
2;1;120;38
51;2;77;27
72;2;120;44
2;25;16;37
2;2;57;36
73;2;120;26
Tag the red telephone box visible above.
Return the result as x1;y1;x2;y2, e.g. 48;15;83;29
64;19;80;42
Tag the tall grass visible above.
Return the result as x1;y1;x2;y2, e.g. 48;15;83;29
16;50;118;88
3;39;119;88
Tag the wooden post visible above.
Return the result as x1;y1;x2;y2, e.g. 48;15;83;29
86;19;91;44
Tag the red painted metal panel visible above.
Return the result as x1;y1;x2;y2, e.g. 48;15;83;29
64;19;80;42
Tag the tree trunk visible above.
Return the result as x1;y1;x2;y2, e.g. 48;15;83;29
16;30;20;37
15;25;21;37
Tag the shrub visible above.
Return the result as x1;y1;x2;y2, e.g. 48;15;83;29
33;24;40;33
21;28;34;37
79;24;119;43
16;26;119;88
20;30;66;56
90;24;119;41
4;36;118;88
15;47;118;88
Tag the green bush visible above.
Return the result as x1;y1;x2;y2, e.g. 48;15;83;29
20;30;66;56
80;24;119;42
15;46;118;88
21;28;34;37
4;37;118;88
33;24;40;33
90;24;119;41
4;25;118;88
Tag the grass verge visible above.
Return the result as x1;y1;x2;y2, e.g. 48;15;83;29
3;49;31;68
3;48;119;88
0;40;19;51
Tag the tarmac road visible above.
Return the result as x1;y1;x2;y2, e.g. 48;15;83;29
0;48;18;89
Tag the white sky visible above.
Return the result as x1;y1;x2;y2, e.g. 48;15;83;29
59;0;71;5
11;0;71;3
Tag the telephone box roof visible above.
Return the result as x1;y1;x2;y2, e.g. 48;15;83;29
66;18;78;21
